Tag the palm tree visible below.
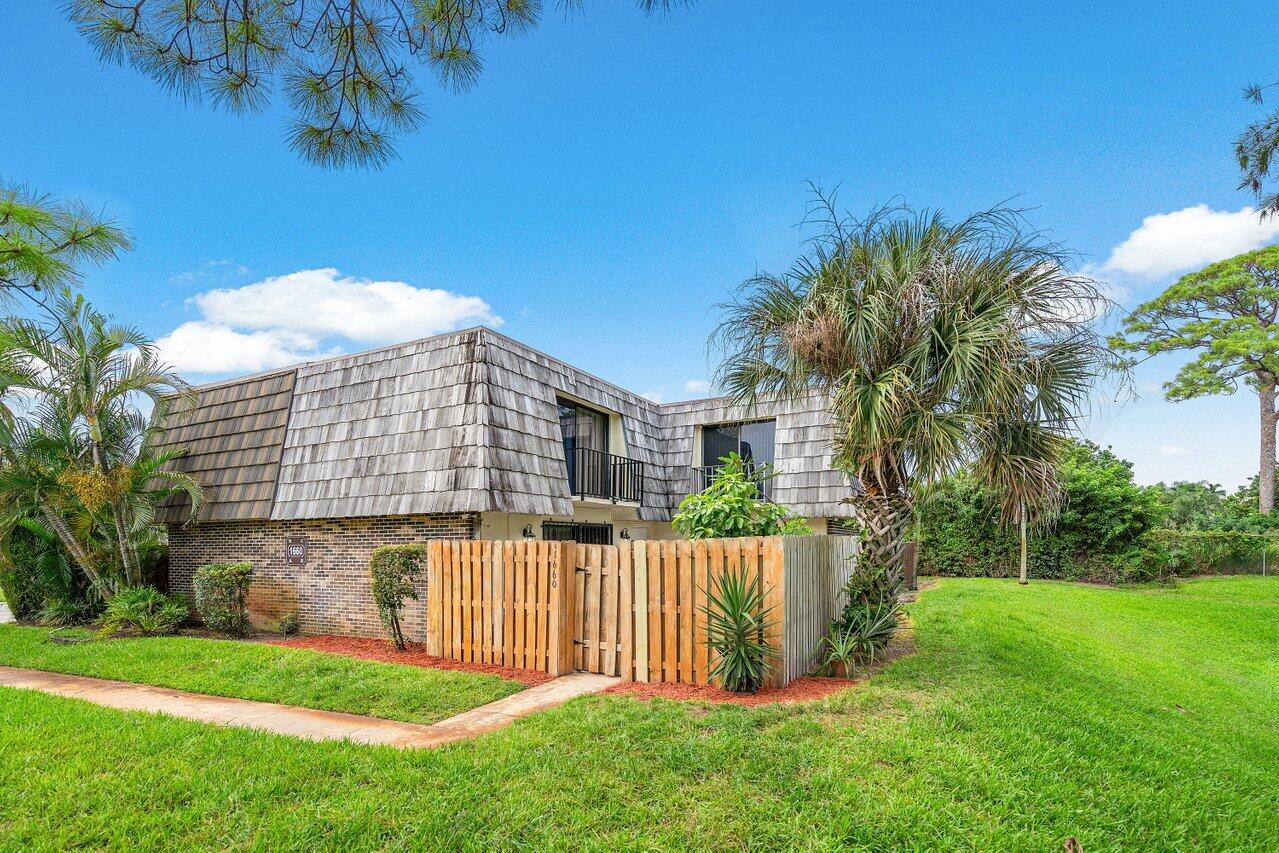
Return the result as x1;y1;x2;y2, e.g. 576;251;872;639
714;196;1114;577
0;290;200;592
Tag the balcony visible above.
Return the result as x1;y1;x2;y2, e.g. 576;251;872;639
690;462;774;501
567;447;644;503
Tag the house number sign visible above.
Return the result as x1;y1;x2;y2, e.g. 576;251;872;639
286;537;307;566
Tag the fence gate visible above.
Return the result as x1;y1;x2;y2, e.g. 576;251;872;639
572;543;631;678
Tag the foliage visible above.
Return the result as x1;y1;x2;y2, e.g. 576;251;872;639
918;441;1164;583
38;596;99;628
1146;529;1279;575
713;190;1115;578
0;623;520;726
701;565;776;693
4;579;1279;847
1237;80;1279;216
817;592;901;678
96;586;188;637
672;453;812;538
0;181;130;305
193;562;254;637
1146;480;1226;530
1111;246;1279;513
369;544;425;650
67;1;690;169
276;612;300;638
0;289;200;598
0;517;94;622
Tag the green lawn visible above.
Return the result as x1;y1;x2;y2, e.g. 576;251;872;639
3;577;1278;849
0;627;522;725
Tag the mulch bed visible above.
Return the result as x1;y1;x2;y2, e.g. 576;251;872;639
603;675;861;706
268;636;556;686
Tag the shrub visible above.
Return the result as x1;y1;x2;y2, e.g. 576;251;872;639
0;518;88;621
673;453;813;539
193;561;254;636
369;544;426;650
97;587;188;637
277;611;300;637
816;561;904;676
702;566;777;693
38;596;98;627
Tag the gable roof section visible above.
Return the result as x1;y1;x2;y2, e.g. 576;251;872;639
155;369;296;523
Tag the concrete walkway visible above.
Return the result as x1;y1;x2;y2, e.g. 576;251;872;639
0;666;617;748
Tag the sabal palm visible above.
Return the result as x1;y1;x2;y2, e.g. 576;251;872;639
714;199;1112;572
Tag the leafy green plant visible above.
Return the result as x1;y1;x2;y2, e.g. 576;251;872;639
673;453;813;539
276;612;300;638
37;596;97;627
818;591;902;677
369;545;426;650
193;562;254;637
96;586;187;637
702;566;777;693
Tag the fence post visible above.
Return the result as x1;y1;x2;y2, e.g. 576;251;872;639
548;540;577;676
425;540;443;657
762;537;786;689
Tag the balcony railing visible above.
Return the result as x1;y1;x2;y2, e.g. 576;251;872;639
690;462;774;501
567;447;644;503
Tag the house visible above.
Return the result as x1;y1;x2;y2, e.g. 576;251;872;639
156;327;854;638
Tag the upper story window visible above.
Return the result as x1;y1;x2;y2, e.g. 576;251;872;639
701;418;776;468
558;399;609;457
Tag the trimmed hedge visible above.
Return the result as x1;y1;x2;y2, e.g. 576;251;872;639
193;562;254;636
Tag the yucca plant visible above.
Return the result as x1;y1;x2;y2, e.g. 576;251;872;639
818;590;902;678
702;566;778;693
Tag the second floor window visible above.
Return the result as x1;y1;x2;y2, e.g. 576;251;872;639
558;399;609;458
701;419;776;469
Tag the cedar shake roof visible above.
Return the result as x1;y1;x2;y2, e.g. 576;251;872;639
156;327;848;523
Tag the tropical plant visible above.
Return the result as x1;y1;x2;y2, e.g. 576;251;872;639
701;565;776;693
0;514;96;623
817;591;901;678
0;289;201;595
0;181;130;307
714;193;1113;581
672;452;813;539
97;586;188;637
1112;246;1279;513
369;544;426;650
193;562;254;636
67;0;690;169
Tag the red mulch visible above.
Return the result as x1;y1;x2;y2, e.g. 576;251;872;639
268;636;556;686
603;675;859;706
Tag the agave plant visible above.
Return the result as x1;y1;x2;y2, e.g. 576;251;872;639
714;192;1115;581
702;565;778;693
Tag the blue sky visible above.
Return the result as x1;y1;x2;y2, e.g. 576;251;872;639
1;1;1275;488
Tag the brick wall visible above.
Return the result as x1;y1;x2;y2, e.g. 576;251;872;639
168;514;477;640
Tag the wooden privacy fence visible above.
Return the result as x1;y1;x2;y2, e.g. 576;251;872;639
424;535;857;688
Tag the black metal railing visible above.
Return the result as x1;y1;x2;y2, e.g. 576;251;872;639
690;462;774;501
567;447;645;503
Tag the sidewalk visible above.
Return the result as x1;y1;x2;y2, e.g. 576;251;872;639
0;666;616;748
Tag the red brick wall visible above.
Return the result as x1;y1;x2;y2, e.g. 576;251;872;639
168;514;477;640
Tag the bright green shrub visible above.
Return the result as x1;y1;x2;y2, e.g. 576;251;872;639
918;441;1163;583
98;587;188;637
673;453;814;539
369;545;426;650
702;566;777;693
193;562;254;636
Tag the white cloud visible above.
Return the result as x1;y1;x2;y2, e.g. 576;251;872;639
641;390;665;403
156;268;501;376
156;322;341;374
192;268;500;343
1100;205;1279;281
1157;444;1191;458
683;379;710;395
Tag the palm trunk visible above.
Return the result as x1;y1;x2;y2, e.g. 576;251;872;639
38;504;104;593
1018;504;1028;585
1261;381;1276;515
849;494;913;582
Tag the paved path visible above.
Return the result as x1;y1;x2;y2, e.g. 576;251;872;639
0;666;617;748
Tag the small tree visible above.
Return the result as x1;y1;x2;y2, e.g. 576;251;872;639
672;453;813;539
369;544;426;650
1112;246;1279;513
193;561;254;636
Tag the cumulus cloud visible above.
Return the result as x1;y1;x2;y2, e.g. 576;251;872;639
192;268;501;343
1157;444;1191;458
683;379;710;395
156;267;501;376
1100;205;1279;281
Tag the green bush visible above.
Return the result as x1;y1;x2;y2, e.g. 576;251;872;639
702;566;777;693
369;545;426;650
1145;529;1279;575
918;441;1163;583
97;587;188;637
0;519;90;621
673;453;814;539
815;560;904;676
193;561;254;636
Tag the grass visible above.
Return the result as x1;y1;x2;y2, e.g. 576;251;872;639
2;576;1278;849
0;626;522;725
